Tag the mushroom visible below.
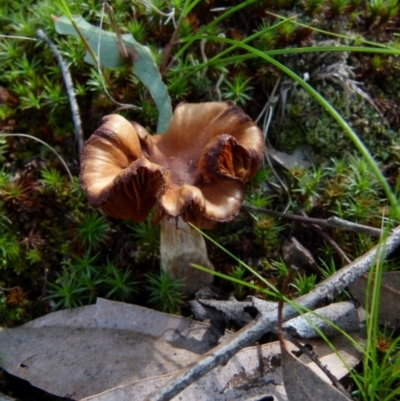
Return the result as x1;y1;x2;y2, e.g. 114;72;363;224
79;102;264;293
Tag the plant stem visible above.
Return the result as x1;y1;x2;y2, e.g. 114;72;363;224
159;217;213;294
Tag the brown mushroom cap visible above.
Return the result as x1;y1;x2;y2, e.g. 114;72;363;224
79;114;166;222
79;102;264;228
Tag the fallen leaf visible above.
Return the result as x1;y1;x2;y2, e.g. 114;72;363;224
349;271;400;329
281;337;352;401
0;299;362;400
0;327;200;399
0;299;228;399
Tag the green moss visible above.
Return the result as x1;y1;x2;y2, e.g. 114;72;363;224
275;83;398;162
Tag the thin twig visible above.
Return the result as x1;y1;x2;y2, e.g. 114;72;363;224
310;223;352;264
299;210;352;264
242;204;383;237
147;225;400;400
36;29;84;152
327;216;383;236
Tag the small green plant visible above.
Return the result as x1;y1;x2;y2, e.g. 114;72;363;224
302;0;326;15
290;165;325;211
366;0;399;27
126;19;147;43
129;217;160;258
245;192;271;208
167;73;190;101
329;0;350;16
40;167;66;194
103;262;138;302
75;211;110;251
256;21;277;49
0;228;23;272
146;272;184;314
42;78;69;111
0;287;29;325
253;215;286;254
1;180;29;204
278;20;296;42
47;253;103;308
320;257;338;279
0;138;8;163
346;156;380;198
269;259;290;280
290;273;318;296
327;155;385;226
0;168;11;189
222;72;254;106
0;202;10;229
249;167;274;188
231;265;247;299
26;249;42;265
47;272;87;309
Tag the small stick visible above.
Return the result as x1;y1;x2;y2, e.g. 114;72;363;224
36;29;84;152
326;216;383;236
298;210;352;265
242;204;383;237
310;223;352;264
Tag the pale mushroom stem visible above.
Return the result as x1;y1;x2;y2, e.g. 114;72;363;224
160;217;214;294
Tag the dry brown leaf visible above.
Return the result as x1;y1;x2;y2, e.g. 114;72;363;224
349;271;400;329
0;299;228;399
0;299;362;400
0;327;200;399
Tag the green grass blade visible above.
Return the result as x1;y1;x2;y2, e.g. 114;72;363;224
191;263;276;297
